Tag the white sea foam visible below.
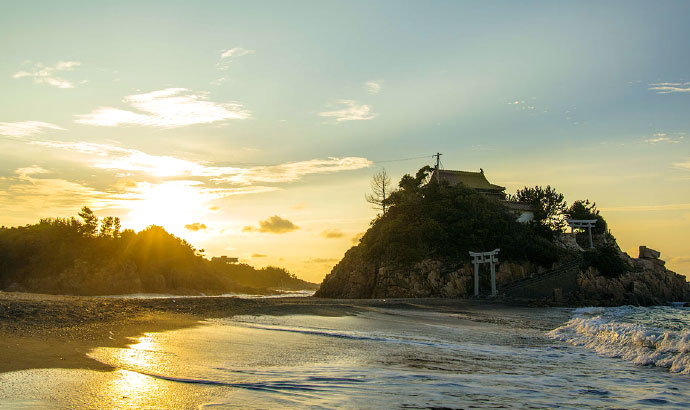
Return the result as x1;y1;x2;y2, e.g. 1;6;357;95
549;306;690;375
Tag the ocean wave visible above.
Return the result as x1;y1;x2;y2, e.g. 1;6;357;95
548;307;690;375
236;323;457;349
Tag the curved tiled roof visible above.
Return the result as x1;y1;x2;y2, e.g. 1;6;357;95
432;169;505;191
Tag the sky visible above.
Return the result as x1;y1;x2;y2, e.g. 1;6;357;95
1;0;689;282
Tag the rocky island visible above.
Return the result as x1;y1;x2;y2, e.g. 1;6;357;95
316;166;690;305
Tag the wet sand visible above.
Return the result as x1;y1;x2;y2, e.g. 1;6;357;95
1;291;526;374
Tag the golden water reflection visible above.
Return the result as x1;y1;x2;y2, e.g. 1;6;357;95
93;333;178;409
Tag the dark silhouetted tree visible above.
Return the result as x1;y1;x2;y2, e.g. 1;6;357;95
566;199;607;234
365;168;392;215
511;186;567;232
113;217;121;238
99;216;114;237
78;206;99;236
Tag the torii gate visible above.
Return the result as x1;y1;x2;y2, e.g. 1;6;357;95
566;219;597;248
469;249;499;297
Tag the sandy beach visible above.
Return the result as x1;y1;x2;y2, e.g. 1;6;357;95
0;291;516;374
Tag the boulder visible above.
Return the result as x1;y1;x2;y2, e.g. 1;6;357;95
639;246;661;260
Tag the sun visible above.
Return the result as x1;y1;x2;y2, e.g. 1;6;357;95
123;180;216;233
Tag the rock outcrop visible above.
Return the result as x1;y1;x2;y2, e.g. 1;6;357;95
316;237;690;306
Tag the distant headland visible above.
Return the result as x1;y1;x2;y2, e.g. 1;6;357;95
0;207;318;296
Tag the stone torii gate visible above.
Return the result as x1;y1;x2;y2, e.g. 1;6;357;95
469;249;500;297
566;219;597;248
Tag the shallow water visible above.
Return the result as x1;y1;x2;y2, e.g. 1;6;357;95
1;305;688;409
99;289;316;299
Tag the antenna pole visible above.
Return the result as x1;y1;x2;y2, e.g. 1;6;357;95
433;152;442;183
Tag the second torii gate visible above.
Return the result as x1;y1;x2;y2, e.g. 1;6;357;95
566;219;597;248
469;249;500;297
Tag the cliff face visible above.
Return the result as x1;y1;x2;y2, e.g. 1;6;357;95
316;237;690;306
575;249;690;306
316;245;541;299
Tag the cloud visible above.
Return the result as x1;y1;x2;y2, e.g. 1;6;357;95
184;222;207;231
0;166;116;217
675;160;690;170
242;215;299;234
0;121;64;137
33;140;372;184
251;253;268;258
648;82;690;94
645;133;684;144
239;157;372;184
319;100;377;122
12;61;81;88
670;256;690;264
351;231;365;244
304;257;338;264
217;47;254;70
365;81;382;95
75;88;250;127
600;203;690;212
220;47;254;59
321;229;344;239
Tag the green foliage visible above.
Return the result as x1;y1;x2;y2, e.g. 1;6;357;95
581;244;630;277
359;168;562;268
78;206;99;236
566;200;607;234
510;185;567;232
0;209;314;295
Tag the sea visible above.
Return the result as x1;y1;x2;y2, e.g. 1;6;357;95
1;301;688;409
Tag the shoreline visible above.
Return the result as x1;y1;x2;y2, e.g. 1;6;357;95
1;291;563;374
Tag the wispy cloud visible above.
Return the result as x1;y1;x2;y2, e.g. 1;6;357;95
0;121;64;137
321;229;344;239
240;157;372;184
251;253;268;258
351;231;365;244
365;81;382;95
75;88;250;128
675;159;690;170
0;166;114;216
644;133;684;144
220;47;254;59
599;203;690;212
319;100;377;122
12;61;81;88
31;140;372;185
304;257;338;264
243;215;299;234
648;82;690;94
217;47;254;70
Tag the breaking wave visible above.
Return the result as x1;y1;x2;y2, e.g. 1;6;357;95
548;305;690;375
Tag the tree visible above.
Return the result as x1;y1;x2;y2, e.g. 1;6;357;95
113;217;121;238
566;199;607;234
99;216;114;237
511;185;567;232
365;168;392;215
78;206;99;237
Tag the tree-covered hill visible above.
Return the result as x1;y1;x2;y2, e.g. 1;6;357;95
317;167;565;298
0;208;316;296
316;167;689;303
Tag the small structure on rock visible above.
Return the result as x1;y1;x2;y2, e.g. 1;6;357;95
639;246;661;260
211;256;239;264
428;168;534;223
